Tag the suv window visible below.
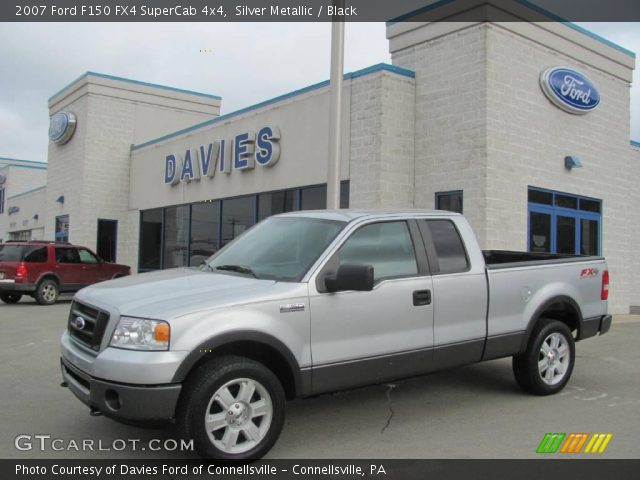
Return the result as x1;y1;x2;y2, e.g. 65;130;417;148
0;244;47;262
23;246;48;263
336;221;418;282
55;247;80;264
421;220;469;274
78;249;99;264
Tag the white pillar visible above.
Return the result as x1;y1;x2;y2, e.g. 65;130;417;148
326;7;345;209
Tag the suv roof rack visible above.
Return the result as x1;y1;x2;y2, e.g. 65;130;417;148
2;240;71;245
29;240;71;245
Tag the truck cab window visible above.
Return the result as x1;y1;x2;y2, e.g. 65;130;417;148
336;221;418;283
421;220;469;274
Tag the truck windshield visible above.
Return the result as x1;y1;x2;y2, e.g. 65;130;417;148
204;216;346;282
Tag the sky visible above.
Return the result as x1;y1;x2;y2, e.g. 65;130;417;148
0;21;638;163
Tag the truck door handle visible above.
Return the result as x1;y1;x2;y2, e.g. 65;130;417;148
413;289;431;306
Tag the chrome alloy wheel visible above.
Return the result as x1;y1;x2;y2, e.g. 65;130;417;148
42;283;57;303
538;332;570;385
204;378;273;454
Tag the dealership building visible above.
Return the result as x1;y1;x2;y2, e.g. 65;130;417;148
0;8;639;313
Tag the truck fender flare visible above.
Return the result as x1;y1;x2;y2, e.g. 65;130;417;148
171;330;303;395
519;295;583;354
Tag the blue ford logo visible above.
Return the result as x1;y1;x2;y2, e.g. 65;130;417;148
49;111;77;144
540;67;600;115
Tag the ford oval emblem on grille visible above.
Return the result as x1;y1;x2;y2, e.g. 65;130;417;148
73;316;86;330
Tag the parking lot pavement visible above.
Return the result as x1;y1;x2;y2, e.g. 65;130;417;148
1;297;638;459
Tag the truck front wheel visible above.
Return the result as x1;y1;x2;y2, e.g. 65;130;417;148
513;318;575;395
176;355;286;460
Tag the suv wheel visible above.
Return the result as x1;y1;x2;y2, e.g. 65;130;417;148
35;279;59;305
0;293;22;304
513;318;575;395
176;356;285;460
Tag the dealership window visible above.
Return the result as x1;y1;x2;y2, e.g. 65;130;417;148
55;215;69;242
435;190;463;214
340;181;350;209
163;205;190;268
190;201;219;266
528;187;601;256
139;209;163;270
221;196;254;247
0;187;4;214
8;230;31;241
300;182;350;210
300;185;327;210
138;182;351;272
258;190;297;221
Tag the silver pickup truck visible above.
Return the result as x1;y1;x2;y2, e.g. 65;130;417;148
60;210;611;459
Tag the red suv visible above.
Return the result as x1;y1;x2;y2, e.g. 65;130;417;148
0;241;130;305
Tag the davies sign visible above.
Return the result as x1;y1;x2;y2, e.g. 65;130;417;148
539;67;600;115
164;126;280;185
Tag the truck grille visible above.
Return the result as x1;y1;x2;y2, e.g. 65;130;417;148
67;301;110;352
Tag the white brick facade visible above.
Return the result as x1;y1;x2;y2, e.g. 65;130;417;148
388;21;637;313
46;73;221;268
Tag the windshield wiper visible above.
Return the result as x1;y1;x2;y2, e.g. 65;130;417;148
214;264;258;278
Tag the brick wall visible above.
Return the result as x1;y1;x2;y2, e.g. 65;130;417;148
392;24;490;244
349;71;416;208
484;24;634;313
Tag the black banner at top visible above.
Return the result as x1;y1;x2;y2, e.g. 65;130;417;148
2;0;640;22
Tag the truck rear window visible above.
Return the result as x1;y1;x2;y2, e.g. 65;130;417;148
0;245;48;263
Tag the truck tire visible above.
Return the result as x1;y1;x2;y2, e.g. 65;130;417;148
513;318;575;395
35;279;59;305
176;355;286;460
0;293;22;304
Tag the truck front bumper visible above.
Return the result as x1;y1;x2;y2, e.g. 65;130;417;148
579;314;612;340
61;356;182;421
60;330;188;422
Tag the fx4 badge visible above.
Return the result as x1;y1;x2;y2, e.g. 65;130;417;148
580;267;599;279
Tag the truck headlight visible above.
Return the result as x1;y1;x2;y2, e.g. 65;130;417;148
109;317;170;351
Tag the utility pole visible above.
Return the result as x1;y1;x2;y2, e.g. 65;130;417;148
326;1;345;209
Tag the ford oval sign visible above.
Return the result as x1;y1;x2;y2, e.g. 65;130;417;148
48;111;77;144
540;67;600;115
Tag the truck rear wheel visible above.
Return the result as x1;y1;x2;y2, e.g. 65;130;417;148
513;318;575;395
176;355;285;460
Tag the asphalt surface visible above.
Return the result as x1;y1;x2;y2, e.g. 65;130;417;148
1;296;638;459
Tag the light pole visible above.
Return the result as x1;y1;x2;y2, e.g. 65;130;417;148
326;1;345;209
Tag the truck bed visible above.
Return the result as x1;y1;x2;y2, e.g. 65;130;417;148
483;250;604;269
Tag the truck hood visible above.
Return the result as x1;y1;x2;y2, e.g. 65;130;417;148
76;268;279;319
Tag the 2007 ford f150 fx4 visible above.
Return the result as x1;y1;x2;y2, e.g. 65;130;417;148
60;210;611;459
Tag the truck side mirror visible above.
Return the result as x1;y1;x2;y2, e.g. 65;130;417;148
325;264;374;293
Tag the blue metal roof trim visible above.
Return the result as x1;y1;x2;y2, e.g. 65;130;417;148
131;63;416;151
0;157;48;166
386;0;635;58
631;140;640;148
49;72;222;102
7;185;46;200
0;165;48;171
561;22;635;58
